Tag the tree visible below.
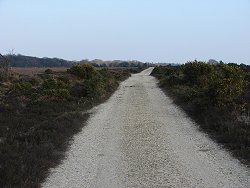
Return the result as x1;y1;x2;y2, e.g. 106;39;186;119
0;54;10;81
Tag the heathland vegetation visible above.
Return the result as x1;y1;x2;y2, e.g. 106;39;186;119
0;63;142;187
151;61;250;164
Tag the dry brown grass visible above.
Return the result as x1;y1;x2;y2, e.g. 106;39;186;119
11;67;68;76
10;67;137;76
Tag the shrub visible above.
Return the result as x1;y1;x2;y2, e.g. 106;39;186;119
211;77;246;107
44;89;70;100
42;78;67;90
42;78;58;89
68;64;97;79
182;61;215;88
45;69;53;74
30;92;40;101
28;77;40;86
58;74;70;84
11;82;33;92
70;82;88;98
83;75;105;98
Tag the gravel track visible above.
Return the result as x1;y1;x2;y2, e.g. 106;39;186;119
43;68;250;188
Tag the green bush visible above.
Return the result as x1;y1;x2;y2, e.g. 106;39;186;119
170;62;247;108
44;89;70;100
211;77;246;107
58;74;70;84
42;78;58;89
42;78;67;90
30;92;40;101
41;78;69;100
45;69;53;74
182;61;215;88
11;82;33;92
83;75;105;98
70;82;88;98
68;64;97;79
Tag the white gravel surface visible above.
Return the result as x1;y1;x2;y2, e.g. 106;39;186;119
43;67;250;188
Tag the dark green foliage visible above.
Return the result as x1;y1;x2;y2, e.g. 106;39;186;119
45;68;53;74
42;78;67;90
8;54;73;67
11;81;33;92
153;62;246;108
211;64;246;107
181;61;215;87
43;89;70;99
0;54;10;82
70;82;88;98
68;64;98;79
58;74;70;84
151;62;250;163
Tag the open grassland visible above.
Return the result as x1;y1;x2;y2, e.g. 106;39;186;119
11;67;68;76
11;67;141;76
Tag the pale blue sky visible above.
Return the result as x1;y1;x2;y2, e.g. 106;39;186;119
0;0;249;63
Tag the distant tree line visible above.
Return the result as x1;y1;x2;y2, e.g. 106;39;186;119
6;54;151;68
0;54;10;81
7;54;74;67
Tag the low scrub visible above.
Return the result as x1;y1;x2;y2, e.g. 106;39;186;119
0;65;140;187
151;61;250;164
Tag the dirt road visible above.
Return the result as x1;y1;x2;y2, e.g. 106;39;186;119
43;68;250;188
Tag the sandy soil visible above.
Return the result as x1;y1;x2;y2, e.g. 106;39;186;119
43;68;250;188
